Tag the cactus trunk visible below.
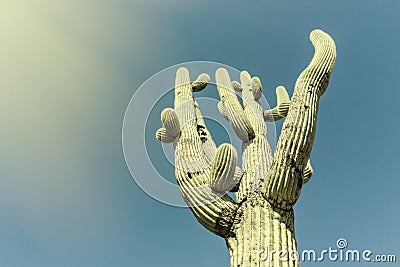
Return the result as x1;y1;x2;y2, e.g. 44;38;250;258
226;195;298;267
226;134;299;267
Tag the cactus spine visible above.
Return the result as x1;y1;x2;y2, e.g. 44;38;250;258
156;29;336;266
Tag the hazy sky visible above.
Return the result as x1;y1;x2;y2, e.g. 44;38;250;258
1;1;399;266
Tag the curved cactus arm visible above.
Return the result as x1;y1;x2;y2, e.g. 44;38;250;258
156;107;181;143
192;73;211;92
210;144;243;192
215;68;255;141
276;85;290;117
261;29;336;210
302;159;314;184
263;86;291;122
161;108;181;137
158;67;238;237
155;127;175;143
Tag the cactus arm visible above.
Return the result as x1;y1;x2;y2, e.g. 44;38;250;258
155;127;175;143
263;108;285;122
240;71;267;136
157;67;239;237
302;159;313;184
251;76;263;100
192;73;210;92
215;68;255;141
231;80;243;92
261;29;336;210
263;86;291;122
275;85;290;117
210;144;243;192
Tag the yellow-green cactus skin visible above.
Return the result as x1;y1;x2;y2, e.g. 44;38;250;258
156;29;336;267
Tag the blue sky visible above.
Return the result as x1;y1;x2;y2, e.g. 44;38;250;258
1;0;399;266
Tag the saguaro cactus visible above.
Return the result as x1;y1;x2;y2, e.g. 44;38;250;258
156;29;336;266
